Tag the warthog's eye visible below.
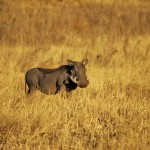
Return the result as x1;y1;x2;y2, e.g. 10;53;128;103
74;77;79;83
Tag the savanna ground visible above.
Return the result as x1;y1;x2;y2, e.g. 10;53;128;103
0;0;150;149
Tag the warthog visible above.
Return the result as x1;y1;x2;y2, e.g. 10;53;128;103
25;59;89;95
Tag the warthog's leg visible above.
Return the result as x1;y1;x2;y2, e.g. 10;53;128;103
26;84;39;95
27;88;31;94
60;90;72;99
27;87;37;95
66;91;72;98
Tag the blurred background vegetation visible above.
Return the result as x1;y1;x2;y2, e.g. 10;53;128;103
0;0;150;47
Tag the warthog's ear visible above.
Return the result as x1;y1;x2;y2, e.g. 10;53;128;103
67;59;75;66
82;59;88;66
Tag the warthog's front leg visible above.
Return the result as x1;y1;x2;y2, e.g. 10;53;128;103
66;90;72;98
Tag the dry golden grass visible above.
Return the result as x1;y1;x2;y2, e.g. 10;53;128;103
0;0;150;149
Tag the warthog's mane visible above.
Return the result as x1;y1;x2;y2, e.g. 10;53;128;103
37;65;74;74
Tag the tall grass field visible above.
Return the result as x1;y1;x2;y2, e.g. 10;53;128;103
0;0;150;149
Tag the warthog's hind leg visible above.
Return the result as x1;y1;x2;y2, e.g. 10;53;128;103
27;87;36;95
26;85;38;95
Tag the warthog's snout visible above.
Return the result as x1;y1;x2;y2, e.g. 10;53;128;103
79;80;89;88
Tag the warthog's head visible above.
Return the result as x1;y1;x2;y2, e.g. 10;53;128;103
68;59;89;88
